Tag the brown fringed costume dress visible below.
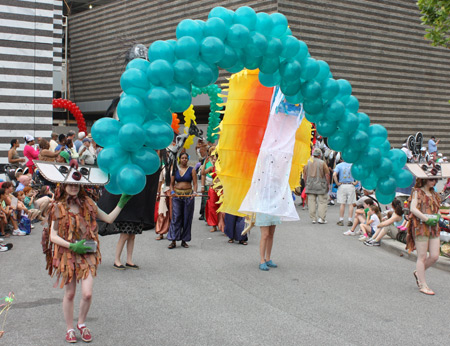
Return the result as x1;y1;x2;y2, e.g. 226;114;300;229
42;197;101;288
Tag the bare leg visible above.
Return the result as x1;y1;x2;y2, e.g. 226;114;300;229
63;279;77;331
259;227;269;264
78;273;93;325
425;237;440;270
126;234;136;265
360;224;370;237
348;204;354;220
114;233;128;266
415;240;428;285
265;226;276;261
373;227;387;241
339;204;345;218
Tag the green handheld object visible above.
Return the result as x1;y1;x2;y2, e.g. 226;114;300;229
425;214;440;226
69;240;91;254
118;194;133;208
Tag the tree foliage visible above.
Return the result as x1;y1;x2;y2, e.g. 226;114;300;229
418;0;450;48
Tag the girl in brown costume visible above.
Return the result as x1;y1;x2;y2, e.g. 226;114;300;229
407;178;440;295
42;184;131;343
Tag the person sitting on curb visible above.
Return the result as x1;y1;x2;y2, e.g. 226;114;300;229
358;204;381;242
343;198;374;236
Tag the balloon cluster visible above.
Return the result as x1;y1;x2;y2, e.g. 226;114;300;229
192;84;223;142
92;5;411;201
171;113;180;134
52;98;87;133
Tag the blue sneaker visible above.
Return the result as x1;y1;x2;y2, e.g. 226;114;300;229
265;260;278;268
259;262;269;271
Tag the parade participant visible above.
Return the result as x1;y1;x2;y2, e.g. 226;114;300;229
303;148;330;224
167;152;198;249
199;145;214;221
23;135;39;174
407;177;441;295
155;150;171;240
7;139;26;168
202;152;222;232
40;160;132;343
224;213;248;245
333;159;357;226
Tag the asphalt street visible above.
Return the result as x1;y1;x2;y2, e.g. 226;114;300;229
1;201;450;346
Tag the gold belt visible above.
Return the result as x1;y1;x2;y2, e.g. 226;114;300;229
174;188;192;196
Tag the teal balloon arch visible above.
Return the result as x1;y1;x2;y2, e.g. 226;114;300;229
92;6;413;200
192;84;223;143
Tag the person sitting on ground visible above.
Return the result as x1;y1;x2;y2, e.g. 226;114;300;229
364;199;404;246
23;186;43;221
1;182;25;236
343;198;374;236
0;188;10;238
12;190;31;234
358;204;381;241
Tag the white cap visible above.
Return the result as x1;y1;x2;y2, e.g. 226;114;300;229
438;153;443;157
78;131;86;139
421;147;426;151
24;135;34;142
402;143;407;147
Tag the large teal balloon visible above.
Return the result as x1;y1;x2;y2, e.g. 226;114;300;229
255;12;273;36
377;176;397;195
243;54;263;70
357;112;370;130
105;173;121;195
345;95;359;113
200;36;225;64
265;37;283;58
388;149;407;171
156;110;173;124
367;124;388;145
378;139;391;156
117;164;146;195
120;68;149;98
373;157;393;178
337;79;352;101
303;99;323;115
300;58;319;80
315;61;330;82
301;81;321;100
285;92;304;105
119;123;146;151
176;19;203;42
258;71;281;87
169;84;192;112
245;32;268;57
131;147;160;175
173;59;195;84
294;40;309;62
208;6;234;27
270;13;288;37
116;94;147;126
280;79;301;96
126;58;150;72
351;162;370;180
234;6;257;30
204;17;228;40
143;119;174;150
338;111;359;133
259;56;280;74
145;87;172;113
316;119;337;137
227;24;250;48
279;59;301;81
361;171;379;190
280;36;300;59
97;146;130;174
175;36;199;61
364;146;382;167
147;59;174;86
394;169;414;188
349;129;369;152
91;118;121;148
320;78;339;101
148;40;175;63
304;111;323;123
342;146;362;163
192;61;216;87
376;191;396;205
328;130;348;152
217;45;239;69
324;99;345;122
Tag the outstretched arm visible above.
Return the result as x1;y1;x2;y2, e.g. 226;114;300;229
97;194;133;224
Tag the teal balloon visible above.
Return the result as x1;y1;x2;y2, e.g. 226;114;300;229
148;40;174;63
200;36;225;64
316;119;337;137
119;123;146;151
218;45;239;69
208;6;234;27
320;78;339;101
258;71;281;87
375;191;396;205
357;112;370;130
315;61;330;82
131;147;160;175
117;164;146;195
244;32;268;57
349;129;369;152
255;12;273;36
116;94;147;125
300;58;319;81
270;13;288;37
120;68;149;98
169;84;192;112
91;118;121;148
361;171;378;190
351;162;370;180
379;140;391;156
234;6;257;30
388;149;407;171
227;24;250;48
280;79;301;96
279;59;301;81
301;81;321;100
143;119;174;149
105;173;121;195
175;36;199;61
259;56;280;74
192;61;216;87
337;79;352;101
377;177;397;195
280;36;300;59
304;111;323;123
147;59;174;86
324;99;345;122
265;37;283;58
303;99;324;115
97;146;130;174
328;130;348;152
294;40;309;62
363;146;382;167
374;157;393;178
167;39;177;49
204;17;228;40
342;146;362;163
345;95;359;113
285;92;304;105
367;124;388;145
243;54;263;70
173;59;195;84
126;58;150;72
226;60;245;74
394;169;414;188
156;110;173;124
145;87;172;113
176;19;203;42
338;111;359;133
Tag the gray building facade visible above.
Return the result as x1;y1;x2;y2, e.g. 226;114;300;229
68;0;450;153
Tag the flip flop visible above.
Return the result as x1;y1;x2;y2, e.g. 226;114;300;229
239;241;248;245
